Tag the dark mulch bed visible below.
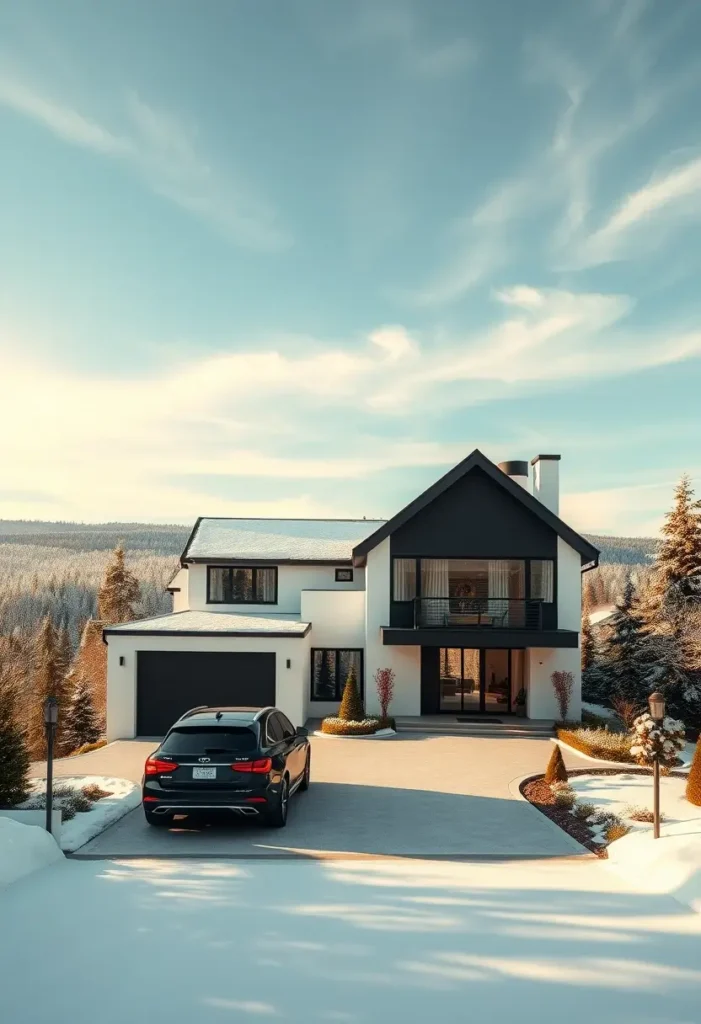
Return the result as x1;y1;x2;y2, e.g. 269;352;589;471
522;767;688;859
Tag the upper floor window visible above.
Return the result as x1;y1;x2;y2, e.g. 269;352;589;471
393;558;417;601
207;566;277;604
335;568;354;582
530;560;554;602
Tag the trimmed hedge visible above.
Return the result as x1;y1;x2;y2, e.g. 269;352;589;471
557;727;634;763
321;717;380;736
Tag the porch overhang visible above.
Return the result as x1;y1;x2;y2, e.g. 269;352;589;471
381;627;579;648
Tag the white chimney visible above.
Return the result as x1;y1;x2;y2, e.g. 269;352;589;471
531;454;560;514
497;459;530;490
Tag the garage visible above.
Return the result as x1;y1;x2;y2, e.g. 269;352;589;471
135;651;276;736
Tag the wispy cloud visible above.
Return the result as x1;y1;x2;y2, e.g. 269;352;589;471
0;72;290;251
3;281;701;519
577;152;701;265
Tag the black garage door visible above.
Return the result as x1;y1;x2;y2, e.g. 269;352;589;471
136;651;276;736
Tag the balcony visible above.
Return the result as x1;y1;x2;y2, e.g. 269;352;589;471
413;597;544;630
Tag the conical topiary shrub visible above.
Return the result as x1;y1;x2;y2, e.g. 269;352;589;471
544;743;568;785
686;740;701;807
338;665;365;722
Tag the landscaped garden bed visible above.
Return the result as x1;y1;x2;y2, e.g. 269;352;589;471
522;767;689;857
16;775;141;852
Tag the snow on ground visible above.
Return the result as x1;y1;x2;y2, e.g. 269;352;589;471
0;817;63;888
569;773;701;913
22;776;141;853
581;701;619;721
2;855;701;1023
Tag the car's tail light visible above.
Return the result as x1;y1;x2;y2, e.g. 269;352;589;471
143;795;160;803
231;758;272;774
245;797;267;804
145;757;178;776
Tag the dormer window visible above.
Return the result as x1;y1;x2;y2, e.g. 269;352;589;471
207;566;277;604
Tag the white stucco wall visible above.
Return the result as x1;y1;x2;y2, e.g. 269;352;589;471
526;646;582;720
186;563;365;613
300;589;367;718
557;537;582;631
106;632;311;740
364;537;421;716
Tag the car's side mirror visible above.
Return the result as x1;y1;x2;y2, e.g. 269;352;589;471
296;726;309;738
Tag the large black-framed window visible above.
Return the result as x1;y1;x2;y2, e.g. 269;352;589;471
311;648;363;702
391;557;555;603
207;565;278;605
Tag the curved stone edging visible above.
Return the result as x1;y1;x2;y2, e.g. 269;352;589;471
508;772;595;858
312;729;397;740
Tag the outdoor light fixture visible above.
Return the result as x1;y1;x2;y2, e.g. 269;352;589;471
648;691;666;840
43;697;59;835
649;691;666;722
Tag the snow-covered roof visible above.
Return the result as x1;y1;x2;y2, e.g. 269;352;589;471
183;518;386;562
104;610;311;637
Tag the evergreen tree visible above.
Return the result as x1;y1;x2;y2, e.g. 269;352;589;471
0;665;31;806
56;623;72;683
63;673;101;752
581;591;594;674
28;616;69;756
338;665;365;722
544;744;568;785
98;544;141;623
652;475;701;612
604;575;648;705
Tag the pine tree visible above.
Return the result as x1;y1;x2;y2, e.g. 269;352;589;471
338;665;365;722
544;744;568;785
98;544;141;623
0;666;31;806
63;673;101;753
56;623;72;683
652;475;701;612
27;616;69;756
581;591;594;674
604;575;648;705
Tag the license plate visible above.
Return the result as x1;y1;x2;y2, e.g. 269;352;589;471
192;766;217;780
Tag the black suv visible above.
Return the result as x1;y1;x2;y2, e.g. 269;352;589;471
142;706;310;829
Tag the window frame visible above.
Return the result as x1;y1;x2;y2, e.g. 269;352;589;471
390;557;556;603
335;567;354;582
528;559;555;602
206;565;278;605
310;647;364;702
392;557;419;602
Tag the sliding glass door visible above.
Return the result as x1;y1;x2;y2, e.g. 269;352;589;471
438;649;524;713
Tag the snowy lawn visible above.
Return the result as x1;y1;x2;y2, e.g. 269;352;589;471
20;776;141;853
568;773;701;914
0;818;63;887
2;855;701;1023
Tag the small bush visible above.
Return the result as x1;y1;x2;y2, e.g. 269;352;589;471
591;809;622;828
338;666;365;722
550;780;572;793
82;783;112;801
377;716;396;731
557;727;634;763
321;717;379;736
621;805;665;823
61;805;76;822
572;802;596;821
630;713;686;769
544;744;568;785
65;791;93;814
554;790;576;809
605;822;631;843
68;738;107;757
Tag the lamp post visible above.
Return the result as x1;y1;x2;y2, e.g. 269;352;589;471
44;697;58;835
648;690;666;840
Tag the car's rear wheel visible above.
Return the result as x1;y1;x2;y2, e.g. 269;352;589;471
266;777;289;828
144;810;172;828
299;749;311;792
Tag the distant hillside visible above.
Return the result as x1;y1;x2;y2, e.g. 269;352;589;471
0;520;189;553
584;534;658;566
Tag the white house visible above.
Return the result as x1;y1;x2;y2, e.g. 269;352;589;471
104;450;599;737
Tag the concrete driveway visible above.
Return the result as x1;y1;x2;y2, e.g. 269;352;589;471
36;733;583;858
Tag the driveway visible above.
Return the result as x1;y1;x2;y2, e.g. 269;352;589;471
1;855;700;1024
36;733;584;858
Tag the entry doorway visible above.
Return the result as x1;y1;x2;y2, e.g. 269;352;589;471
438;648;524;714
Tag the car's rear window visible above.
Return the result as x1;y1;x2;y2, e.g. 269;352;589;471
160;727;257;755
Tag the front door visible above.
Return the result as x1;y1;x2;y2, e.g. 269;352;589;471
437;648;513;714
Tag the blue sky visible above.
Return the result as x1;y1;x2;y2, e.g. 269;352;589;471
1;0;701;535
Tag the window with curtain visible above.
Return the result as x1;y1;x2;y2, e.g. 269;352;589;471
530;560;554;601
311;649;363;701
207;566;277;604
392;558;417;601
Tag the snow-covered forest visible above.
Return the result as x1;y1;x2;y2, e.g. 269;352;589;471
0;522;189;648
